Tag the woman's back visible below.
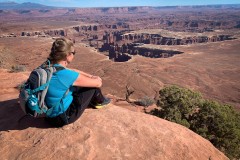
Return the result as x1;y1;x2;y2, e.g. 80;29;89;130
45;64;79;117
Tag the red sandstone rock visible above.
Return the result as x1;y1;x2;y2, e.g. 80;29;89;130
0;105;229;160
0;69;229;160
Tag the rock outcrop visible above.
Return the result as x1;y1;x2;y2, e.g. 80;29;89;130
100;42;183;62
21;29;66;37
73;24;129;32
102;32;235;45
0;103;228;160
0;69;229;160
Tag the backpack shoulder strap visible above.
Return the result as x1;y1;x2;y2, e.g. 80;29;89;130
54;65;65;72
37;60;64;110
39;64;65;110
42;64;67;115
39;66;54;111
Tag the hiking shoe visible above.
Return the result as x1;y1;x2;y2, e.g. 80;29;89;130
94;97;111;109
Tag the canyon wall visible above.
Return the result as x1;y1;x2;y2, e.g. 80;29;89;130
103;32;235;45
100;42;183;62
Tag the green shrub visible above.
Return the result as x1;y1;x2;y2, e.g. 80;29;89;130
190;100;240;159
155;85;203;128
150;85;240;159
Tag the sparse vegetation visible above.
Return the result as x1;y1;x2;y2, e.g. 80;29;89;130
150;85;240;159
136;96;155;107
10;65;26;73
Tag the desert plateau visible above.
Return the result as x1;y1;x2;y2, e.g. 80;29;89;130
0;1;240;160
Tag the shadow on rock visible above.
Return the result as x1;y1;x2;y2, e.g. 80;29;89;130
0;99;52;131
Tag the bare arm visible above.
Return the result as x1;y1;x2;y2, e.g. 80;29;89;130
70;68;93;78
69;68;102;88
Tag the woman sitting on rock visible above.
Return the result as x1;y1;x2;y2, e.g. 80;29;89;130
44;37;110;127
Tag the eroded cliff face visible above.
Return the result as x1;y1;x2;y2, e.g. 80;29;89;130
100;42;183;62
9;26;233;49
102;31;235;45
97;31;234;61
21;29;66;37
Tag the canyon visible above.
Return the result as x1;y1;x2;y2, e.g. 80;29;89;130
0;3;240;107
0;3;240;159
1;4;239;62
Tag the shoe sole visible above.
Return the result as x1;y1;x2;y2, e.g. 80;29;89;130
94;102;111;109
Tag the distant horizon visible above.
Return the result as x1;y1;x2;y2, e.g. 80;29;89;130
0;0;240;8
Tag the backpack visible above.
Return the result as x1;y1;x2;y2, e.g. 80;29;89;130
19;60;66;117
